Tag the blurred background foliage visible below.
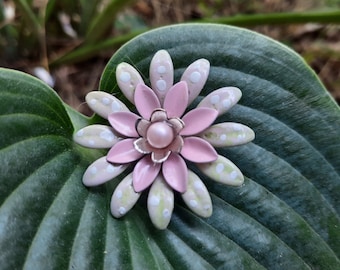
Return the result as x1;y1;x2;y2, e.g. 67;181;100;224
0;0;340;114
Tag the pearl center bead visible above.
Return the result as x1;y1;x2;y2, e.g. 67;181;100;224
146;122;174;148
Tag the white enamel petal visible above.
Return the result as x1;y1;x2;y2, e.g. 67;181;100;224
197;87;242;115
197;155;244;186
180;59;210;104
74;124;120;148
147;175;174;230
111;173;141;218
116;62;145;104
86;91;129;119
181;170;212;218
200;122;255;147
83;156;128;187
150;50;174;104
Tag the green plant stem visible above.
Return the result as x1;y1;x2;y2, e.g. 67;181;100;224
85;0;136;44
13;0;42;36
50;31;143;68
13;0;50;69
79;0;101;36
51;10;340;67
199;10;340;25
45;0;56;23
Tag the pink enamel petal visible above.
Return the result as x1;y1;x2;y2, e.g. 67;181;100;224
116;62;145;104
197;87;242;116
83;156;128;187
150;109;167;122
133;155;161;192
151;149;171;163
86;91;129;119
134;84;161;120
200;122;255;147
73;124;119;149
136;118;151;137
107;139;143;164
163;81;189;118
111;172;141;218
168;135;184;153
108;112;139;137
147;175;174;229
162;153;188;193
150;50;174;104
134;137;152;154
180;59;210;104
181;137;218;163
180;107;218;136
168;118;184;134
181;170;212;217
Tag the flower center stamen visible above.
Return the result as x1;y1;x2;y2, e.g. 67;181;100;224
146;122;174;148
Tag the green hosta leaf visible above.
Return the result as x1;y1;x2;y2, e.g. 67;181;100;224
1;24;340;269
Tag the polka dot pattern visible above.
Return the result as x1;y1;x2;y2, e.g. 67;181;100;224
86;91;129;119
182;170;212;218
197;155;244;186
149;50;174;104
180;58;210;104
199;122;255;147
116;62;144;104
147;175;174;230
82;156;128;187
197;87;242;116
111;173;141;218
73;124;119;149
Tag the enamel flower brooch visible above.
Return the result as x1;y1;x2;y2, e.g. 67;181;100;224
74;50;255;229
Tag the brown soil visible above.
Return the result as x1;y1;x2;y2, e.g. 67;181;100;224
2;0;340;114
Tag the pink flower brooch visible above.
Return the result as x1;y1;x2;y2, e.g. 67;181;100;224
74;50;255;229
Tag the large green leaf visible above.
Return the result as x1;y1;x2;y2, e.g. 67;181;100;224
1;24;340;269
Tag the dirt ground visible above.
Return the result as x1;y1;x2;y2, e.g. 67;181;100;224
3;0;340;114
